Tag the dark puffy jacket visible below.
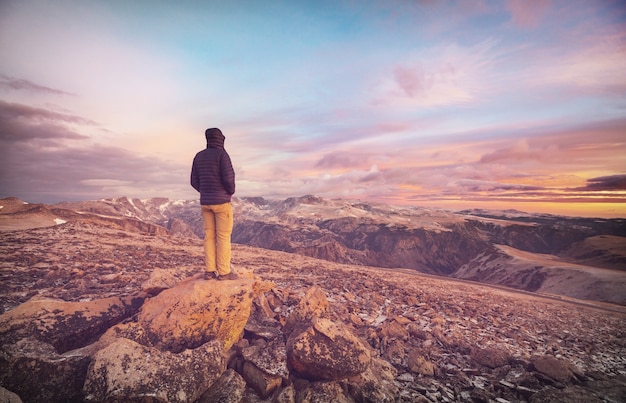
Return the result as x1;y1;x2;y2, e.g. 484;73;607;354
191;147;235;205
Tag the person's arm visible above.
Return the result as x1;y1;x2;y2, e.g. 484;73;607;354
190;156;200;192
220;152;235;195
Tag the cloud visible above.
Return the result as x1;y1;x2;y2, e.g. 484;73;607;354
0;75;75;96
0;139;191;203
572;175;626;191
450;178;543;193
533;39;626;97
506;0;550;28
513;12;626;98
235;115;626;205
373;38;499;107
0;100;94;126
238;116;626;211
0;100;95;143
0;101;192;203
315;151;373;170
393;65;429;98
478;139;552;163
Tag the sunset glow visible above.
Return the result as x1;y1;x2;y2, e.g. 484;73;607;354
1;0;625;217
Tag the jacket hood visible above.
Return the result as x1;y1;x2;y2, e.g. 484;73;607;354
205;127;225;148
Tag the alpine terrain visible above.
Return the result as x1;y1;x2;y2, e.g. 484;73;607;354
0;195;624;402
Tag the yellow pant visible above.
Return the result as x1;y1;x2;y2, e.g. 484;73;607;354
201;202;233;275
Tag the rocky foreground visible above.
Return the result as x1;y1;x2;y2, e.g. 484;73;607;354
1;222;625;402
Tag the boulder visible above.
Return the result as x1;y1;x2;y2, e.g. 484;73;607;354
531;354;583;383
197;368;247;403
228;302;289;399
252;290;277;319
138;277;274;352
284;286;330;335
273;385;296;403
141;268;188;295
244;315;283;340
296;381;354;403
407;349;435;377
238;330;289;398
379;320;409;340
0;295;144;354
97;320;154;348
0;387;22;403
286;317;371;381
241;338;289;379
83;337;225;402
346;356;398;402
383;339;406;365
471;347;511;369
242;361;283;399
0;337;90;403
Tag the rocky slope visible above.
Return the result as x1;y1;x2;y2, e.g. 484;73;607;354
3;194;626;306
1;219;625;402
16;195;625;305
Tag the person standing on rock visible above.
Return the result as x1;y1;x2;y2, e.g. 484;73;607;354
191;128;238;280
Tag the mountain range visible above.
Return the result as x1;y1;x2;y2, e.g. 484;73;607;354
2;195;625;305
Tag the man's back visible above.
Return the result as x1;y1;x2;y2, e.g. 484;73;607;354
190;129;235;206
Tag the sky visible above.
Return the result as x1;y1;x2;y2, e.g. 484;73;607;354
1;0;625;218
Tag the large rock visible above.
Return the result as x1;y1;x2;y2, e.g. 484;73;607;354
346;356;398;402
0;337;90;403
241;361;283;399
296;381;354;403
471;346;511;369
83;337;225;402
379;320;409;340
97;320;154;349
197;368;247;403
0;295;144;354
283;286;330;335
141;268;189;296
238;339;288;398
138;277;274;352
531;354;583;383
273;385;296;403
407;349;435;377
0;387;22;403
286;317;371;381
241;338;289;379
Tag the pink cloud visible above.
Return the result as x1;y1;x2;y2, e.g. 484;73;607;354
479;139;555;163
547;36;626;96
393;65;430;97
0;100;93;143
241;116;626;212
373;38;499;108
506;0;551;28
0;75;75;96
315;151;374;170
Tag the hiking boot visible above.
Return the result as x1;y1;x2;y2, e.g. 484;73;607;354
218;271;239;281
203;271;218;280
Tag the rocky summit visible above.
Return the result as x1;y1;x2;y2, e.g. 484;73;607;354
0;198;625;402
